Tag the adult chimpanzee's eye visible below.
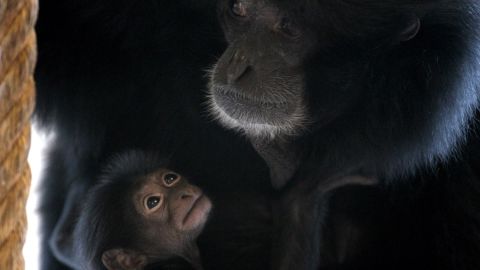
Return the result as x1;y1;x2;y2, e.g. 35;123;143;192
230;0;247;17
278;17;300;38
146;196;161;210
163;173;180;186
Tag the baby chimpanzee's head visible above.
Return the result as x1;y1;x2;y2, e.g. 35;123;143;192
75;151;212;270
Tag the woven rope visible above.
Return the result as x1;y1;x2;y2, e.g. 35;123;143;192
0;0;38;269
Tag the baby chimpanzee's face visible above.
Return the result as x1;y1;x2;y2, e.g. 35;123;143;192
102;168;211;270
134;169;212;237
133;169;212;251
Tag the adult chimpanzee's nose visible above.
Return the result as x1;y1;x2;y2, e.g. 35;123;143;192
227;49;252;83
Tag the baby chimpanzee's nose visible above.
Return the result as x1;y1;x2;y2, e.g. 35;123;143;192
178;186;202;201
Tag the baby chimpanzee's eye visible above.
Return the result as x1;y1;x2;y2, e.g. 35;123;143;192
146;196;161;210
163;173;180;186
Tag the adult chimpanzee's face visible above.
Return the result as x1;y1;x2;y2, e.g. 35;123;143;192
209;0;317;138
208;0;421;139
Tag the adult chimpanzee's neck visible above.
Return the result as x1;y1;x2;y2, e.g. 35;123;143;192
249;136;301;189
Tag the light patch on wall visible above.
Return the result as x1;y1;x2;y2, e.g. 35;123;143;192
23;125;52;270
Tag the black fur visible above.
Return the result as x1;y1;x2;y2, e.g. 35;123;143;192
75;153;150;270
35;1;271;269
290;1;480;269
297;1;480;179
287;1;480;269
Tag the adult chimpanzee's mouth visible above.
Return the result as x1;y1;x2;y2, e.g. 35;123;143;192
211;84;294;126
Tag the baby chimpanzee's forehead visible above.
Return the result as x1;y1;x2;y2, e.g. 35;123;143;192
101;151;171;181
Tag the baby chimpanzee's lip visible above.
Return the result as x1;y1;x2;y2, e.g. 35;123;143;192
182;194;211;229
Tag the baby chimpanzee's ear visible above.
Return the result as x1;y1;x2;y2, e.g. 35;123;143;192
102;248;148;270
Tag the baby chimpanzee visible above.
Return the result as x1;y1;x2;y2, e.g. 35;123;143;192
71;151;212;270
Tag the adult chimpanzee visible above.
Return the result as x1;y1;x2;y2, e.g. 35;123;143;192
34;1;273;270
208;0;480;269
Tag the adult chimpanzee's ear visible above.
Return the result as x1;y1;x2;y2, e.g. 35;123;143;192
102;249;148;270
399;15;421;41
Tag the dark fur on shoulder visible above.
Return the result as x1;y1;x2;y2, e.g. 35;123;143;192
299;0;480;180
292;1;480;269
294;1;480;269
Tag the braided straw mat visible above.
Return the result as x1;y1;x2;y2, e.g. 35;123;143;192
0;0;38;269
